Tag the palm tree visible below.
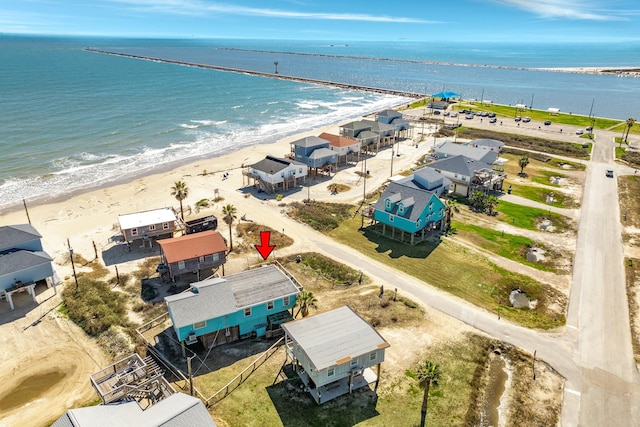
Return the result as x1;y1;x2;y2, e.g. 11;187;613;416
170;181;189;220
221;204;237;252
518;153;529;175
415;360;441;427
623;117;636;144
295;291;318;318
485;195;499;216
469;190;486;212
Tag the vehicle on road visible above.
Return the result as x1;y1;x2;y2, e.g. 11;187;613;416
606;169;614;178
544;120;552;125
586;126;593;131
465;113;474;120
523;116;531;122
514;116;522;122
489;117;497;123
443;111;450;116
576;129;584;135
450;112;458;118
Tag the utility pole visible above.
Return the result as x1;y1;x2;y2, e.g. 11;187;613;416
23;199;31;225
67;238;78;290
361;155;368;229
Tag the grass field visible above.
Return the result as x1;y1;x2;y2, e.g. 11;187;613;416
504;181;577;209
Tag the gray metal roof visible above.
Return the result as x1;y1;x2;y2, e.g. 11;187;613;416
377;109;401;118
470;138;504;148
0;250;53;277
282;306;389;371
428;155;493;178
340;120;372;131
308;147;338;161
50;392;216;427
165;265;301;329
0;224;41;251
225;265;301;307
374;182;435;222
251;155;304;174
291;136;329;148
368;121;395;133
434;140;497;163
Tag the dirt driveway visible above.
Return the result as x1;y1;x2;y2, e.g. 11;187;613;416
0;286;110;427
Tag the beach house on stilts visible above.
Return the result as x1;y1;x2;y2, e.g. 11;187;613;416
243;155;308;193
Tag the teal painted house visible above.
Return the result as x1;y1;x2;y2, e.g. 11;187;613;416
165;264;302;348
372;168;449;244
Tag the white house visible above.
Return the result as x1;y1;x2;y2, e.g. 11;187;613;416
118;208;178;245
244;155;307;193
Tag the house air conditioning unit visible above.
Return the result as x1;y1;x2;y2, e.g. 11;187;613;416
186;332;197;345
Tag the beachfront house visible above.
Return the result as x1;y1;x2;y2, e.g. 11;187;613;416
291;136;338;176
376;109;411;138
426;155;506;197
433;140;498;164
157;230;227;282
243;155;307;193
165;264;302;350
371;168;449;244
282;306;390;404
53;354;216;427
468;138;504;154
0;224;57;310
318;132;360;165
339;120;395;153
118;207;178;247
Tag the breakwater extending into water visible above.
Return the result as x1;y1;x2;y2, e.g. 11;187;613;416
85;48;423;99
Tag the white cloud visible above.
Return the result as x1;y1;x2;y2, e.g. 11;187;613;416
108;0;435;23
495;0;631;21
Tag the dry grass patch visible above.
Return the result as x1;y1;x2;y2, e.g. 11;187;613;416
625;258;640;369
236;222;294;252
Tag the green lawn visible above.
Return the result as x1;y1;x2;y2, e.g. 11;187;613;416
328;214;565;329
494;200;574;233
452;222;556;272
504;182;577;209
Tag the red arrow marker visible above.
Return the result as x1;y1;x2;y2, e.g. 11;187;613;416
255;231;275;260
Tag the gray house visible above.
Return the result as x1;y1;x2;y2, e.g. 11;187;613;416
0;224;56;310
291;136;338;175
468;138;505;153
282;306;389;404
243;155;307;193
426;155;506;197
376;109;411;138
340;120;395;153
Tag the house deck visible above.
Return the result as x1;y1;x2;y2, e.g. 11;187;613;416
297;368;378;404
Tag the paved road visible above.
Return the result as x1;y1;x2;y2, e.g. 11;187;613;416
302;123;640;426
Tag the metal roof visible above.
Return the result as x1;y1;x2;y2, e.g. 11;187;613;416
308;147;338;161
118;208;177;230
157;231;227;264
251;155;304;174
281;306;389;371
374;182;436;222
165;265;301;329
470;138;504;148
0;224;41;251
434;140;497;163
291;135;329;148
428;155;493;178
51;392;216;427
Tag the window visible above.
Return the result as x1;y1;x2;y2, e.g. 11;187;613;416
416;219;421;228
131;228;138;236
213;253;219;261
283;296;290;306
199;256;205;263
148;224;156;231
385;199;391;209
370;352;377;362
350;359;358;367
398;205;404;214
327;367;335;377
244;307;252;317
178;261;185;270
162;222;170;230
194;321;206;329
267;301;274;310
299;168;302;174
389;215;394;222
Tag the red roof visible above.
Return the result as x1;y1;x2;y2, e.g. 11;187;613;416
158;231;227;264
318;132;359;148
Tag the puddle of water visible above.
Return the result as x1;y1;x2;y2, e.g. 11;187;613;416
482;354;508;427
0;370;66;412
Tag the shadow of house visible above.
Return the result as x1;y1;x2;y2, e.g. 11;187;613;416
0;224;57;311
101;238;161;266
281;306;389;405
370;168;449;245
157;230;228;282
243;155;308;194
164;264;302;355
291;136;338;178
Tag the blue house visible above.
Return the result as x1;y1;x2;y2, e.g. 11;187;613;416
371;168;449;244
0;224;57;310
165;264;302;350
291;136;338;175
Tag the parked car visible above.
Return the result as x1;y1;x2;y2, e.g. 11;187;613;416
576;129;584;135
586;126;593;132
443;111;450;116
465;113;474;120
489;117;497;123
514;116;522;122
606;169;614;178
450;112;458;118
488;112;496;118
523;117;531;122
544;120;552;125
433;110;441;115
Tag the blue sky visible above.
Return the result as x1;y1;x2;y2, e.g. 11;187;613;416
2;0;640;42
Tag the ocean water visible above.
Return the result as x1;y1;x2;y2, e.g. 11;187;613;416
1;35;639;212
